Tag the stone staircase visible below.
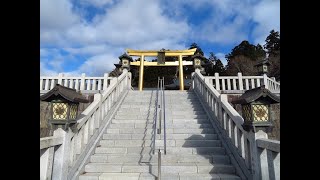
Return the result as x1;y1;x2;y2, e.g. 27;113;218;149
79;90;241;180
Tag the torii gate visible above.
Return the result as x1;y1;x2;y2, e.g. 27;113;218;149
126;48;197;91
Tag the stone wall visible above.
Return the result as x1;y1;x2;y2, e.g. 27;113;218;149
40;101;91;138
226;94;280;141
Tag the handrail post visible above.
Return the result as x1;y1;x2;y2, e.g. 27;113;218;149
58;73;64;85
80;73;86;91
158;149;161;180
214;73;220;90
263;74;269;89
51;128;71;180
103;73;109;90
238;72;243;90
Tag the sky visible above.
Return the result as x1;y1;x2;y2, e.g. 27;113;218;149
40;0;280;76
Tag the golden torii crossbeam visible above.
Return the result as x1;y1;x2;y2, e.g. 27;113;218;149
126;48;197;91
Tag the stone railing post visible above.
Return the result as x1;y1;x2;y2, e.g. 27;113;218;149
263;74;269;89
238;72;243;90
248;130;268;179
80;73;86;91
57;73;64;85
94;93;102;127
103;73;109;90
51;128;72;180
214;73;220;90
218;94;228;122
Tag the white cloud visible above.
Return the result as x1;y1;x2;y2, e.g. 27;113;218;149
77;54;119;76
40;0;279;76
216;53;227;65
40;0;79;30
252;0;280;45
40;62;58;76
80;0;114;7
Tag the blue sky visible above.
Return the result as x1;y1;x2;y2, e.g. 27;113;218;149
40;0;280;76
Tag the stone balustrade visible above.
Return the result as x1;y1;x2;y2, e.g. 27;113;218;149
205;73;280;94
40;135;64;180
192;69;280;180
40;69;131;180
40;73;115;95
256;138;280;180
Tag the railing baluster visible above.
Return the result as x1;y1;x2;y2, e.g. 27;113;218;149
232;79;237;90
222;79;226;90
251;79;255;89
45;79;49;90
40;79;44;90
245;79;249;90
92;79;96;90
227;79;231;90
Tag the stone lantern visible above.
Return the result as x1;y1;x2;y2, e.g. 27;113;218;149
40;84;89;130
232;85;280;132
255;58;271;75
119;53;133;71
191;53;207;74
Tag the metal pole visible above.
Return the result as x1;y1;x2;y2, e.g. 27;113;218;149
178;55;184;91
138;55;145;91
158;149;161;180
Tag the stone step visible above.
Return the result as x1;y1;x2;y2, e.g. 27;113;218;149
90;154;230;164
79;172;240;180
98;140;221;147
105;128;215;134
108;123;212;129
79;172;141;180
84;163;235;174
114;114;207;120
116;110;205;116
103;133;218;140
95;147;226;155
111;119;210;124
138;173;240;180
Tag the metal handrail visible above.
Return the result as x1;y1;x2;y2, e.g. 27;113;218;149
152;77;167;180
153;77;160;154
162;77;167;155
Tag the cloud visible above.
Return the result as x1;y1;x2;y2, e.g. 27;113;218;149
252;0;280;45
216;53;227;65
40;0;279;76
40;62;58;76
40;0;79;30
77;54;119;76
79;0;114;8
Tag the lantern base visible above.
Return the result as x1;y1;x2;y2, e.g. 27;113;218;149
242;122;273;133
49;120;77;131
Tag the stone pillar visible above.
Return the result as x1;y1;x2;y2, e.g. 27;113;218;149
238;72;243;90
51;128;72;180
138;55;144;91
247;129;268;180
80;73;86;91
263;74;269;89
214;73;220;90
178;55;184;91
103;73;109;90
58;73;64;85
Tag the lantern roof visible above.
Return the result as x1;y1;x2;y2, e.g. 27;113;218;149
118;53;133;62
40;84;89;103
232;85;280;104
254;58;271;67
191;53;207;61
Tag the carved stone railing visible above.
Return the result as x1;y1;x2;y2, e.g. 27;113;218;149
192;69;280;180
40;134;64;180
40;69;131;180
256;139;280;180
40;73;115;94
205;73;280;94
